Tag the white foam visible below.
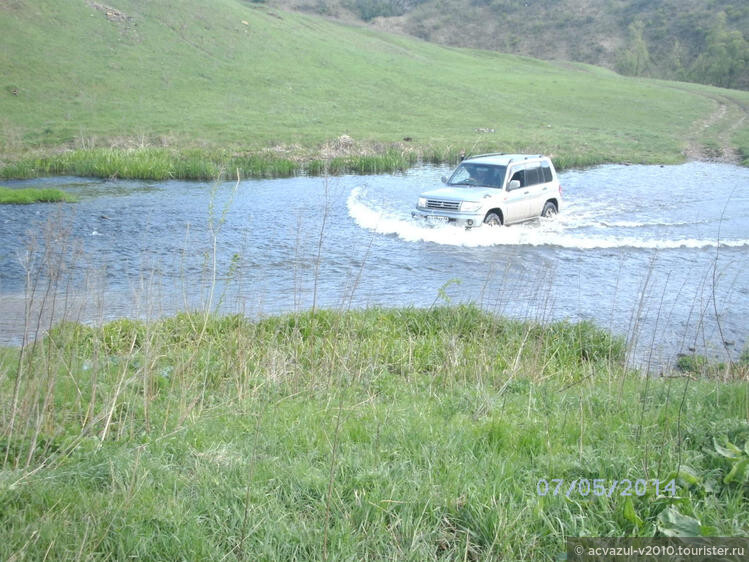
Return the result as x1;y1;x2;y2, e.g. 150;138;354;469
346;187;749;250
597;219;702;228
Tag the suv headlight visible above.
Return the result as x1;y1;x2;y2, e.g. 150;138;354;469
460;201;482;212
417;197;427;208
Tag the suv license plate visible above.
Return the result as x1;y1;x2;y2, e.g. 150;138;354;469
426;215;449;223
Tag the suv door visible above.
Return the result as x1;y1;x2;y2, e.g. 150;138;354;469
504;166;528;223
506;164;543;221
524;163;550;217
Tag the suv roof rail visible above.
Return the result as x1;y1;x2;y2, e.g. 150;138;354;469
466;152;506;159
467;153;547;161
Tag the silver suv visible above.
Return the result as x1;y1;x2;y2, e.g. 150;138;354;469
412;153;561;228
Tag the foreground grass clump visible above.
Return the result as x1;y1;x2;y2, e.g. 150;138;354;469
0;186;75;204
0;307;746;559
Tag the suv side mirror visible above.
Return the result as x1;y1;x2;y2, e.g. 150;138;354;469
441;176;447;184
508;179;520;190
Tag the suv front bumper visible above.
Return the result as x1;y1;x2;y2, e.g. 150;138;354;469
411;209;483;228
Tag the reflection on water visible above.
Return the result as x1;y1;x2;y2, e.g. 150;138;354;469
1;162;747;369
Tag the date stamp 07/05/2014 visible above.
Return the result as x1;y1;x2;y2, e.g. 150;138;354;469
536;478;677;498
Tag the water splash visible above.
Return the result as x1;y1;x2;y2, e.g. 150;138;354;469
347;186;748;249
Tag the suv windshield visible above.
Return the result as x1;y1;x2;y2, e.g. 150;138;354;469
448;163;507;188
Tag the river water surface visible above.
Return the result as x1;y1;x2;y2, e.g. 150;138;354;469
1;162;747;368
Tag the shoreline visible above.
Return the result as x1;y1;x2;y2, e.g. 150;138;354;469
0;294;744;376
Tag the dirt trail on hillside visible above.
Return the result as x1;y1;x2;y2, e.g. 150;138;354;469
683;95;746;165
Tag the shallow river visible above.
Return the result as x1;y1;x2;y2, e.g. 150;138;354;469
1;162;747;368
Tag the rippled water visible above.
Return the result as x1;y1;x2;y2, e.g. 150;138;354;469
1;161;747;367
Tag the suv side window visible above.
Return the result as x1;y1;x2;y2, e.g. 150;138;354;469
508;168;524;189
524;166;541;186
540;160;553;183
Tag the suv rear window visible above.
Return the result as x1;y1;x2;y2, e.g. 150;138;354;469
541;160;553;182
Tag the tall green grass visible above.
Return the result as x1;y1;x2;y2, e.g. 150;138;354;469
0;307;746;559
0;148;293;181
0;144;644;181
1;147;426;180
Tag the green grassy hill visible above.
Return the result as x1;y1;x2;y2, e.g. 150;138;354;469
0;0;747;179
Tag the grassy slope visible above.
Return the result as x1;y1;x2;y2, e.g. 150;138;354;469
0;0;747;179
0;308;747;559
